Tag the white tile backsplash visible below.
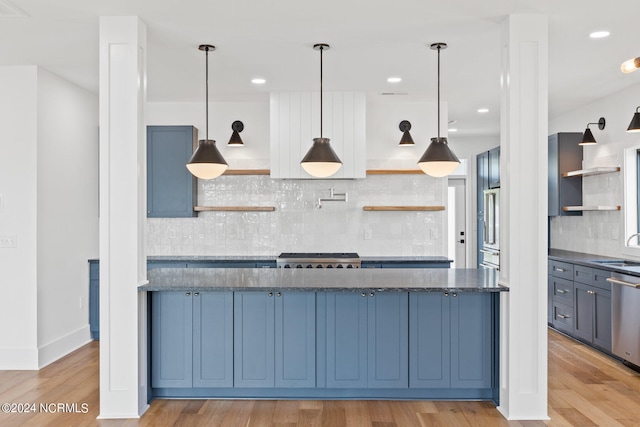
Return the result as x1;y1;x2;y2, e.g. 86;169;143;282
147;174;447;256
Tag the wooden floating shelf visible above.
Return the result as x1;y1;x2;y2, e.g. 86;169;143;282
562;205;620;212
195;206;276;212
563;166;620;177
222;169;271;176
366;169;424;175
363;206;445;211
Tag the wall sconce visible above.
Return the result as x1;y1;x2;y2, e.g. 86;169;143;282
627;107;640;133
228;120;244;146
621;57;640;74
579;117;605;145
398;120;415;146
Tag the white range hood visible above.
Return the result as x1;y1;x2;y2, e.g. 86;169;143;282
269;91;366;179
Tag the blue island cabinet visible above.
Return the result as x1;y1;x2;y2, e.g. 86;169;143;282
151;291;233;388
234;292;316;388
322;292;409;388
409;292;492;389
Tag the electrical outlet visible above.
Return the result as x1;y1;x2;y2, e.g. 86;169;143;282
0;194;4;212
169;229;176;239
79;296;84;309
0;234;17;248
364;228;372;240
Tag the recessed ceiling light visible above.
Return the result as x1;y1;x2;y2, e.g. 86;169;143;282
387;77;402;83
251;78;266;84
448;128;458;132
589;31;610;39
477;108;489;113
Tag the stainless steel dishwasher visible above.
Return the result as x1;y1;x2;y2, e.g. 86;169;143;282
607;273;640;368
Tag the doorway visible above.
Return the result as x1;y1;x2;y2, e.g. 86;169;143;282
448;179;466;268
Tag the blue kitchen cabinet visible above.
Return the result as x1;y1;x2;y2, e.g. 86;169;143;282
147;260;188;270
89;261;99;340
234;291;315;388
488;146;500;189
147;125;197;218
325;292;408;388
409;292;492;389
451;292;493;388
193;292;234;387
151;291;233;388
409;292;450;388
151;291;193;388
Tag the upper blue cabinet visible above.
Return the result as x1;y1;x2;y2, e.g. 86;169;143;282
147;126;198;218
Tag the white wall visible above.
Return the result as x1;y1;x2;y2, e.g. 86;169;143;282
549;84;640;258
36;68;99;367
0;66;39;369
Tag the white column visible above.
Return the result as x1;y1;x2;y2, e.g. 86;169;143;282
498;14;549;420
98;16;148;418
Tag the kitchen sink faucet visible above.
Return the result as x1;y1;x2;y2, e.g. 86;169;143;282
626;232;640;246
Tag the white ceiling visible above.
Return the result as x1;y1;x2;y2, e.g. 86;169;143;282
2;0;640;137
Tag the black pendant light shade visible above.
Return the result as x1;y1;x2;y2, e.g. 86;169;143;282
186;140;228;179
301;43;342;178
228;120;244;146
300;138;342;177
579;117;605;145
627;107;640;133
398;120;415;146
418;42;460;177
186;44;228;180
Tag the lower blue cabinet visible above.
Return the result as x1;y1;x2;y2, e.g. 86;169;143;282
325;292;408;388
234;291;316;388
151;291;233;388
409;292;492;389
89;261;99;340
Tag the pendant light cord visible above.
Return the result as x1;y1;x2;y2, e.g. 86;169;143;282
436;44;441;139
320;45;324;138
205;47;209;141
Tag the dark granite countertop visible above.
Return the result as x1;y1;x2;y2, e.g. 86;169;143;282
147;256;276;262
139;267;507;292
360;256;452;263
548;249;640;276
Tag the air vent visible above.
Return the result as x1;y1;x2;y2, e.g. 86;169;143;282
0;0;28;18
380;92;408;96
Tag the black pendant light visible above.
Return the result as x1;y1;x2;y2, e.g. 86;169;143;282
627;107;640;133
398;120;415;146
228;120;244;146
300;43;342;178
579;117;605;145
418;43;460;177
186;44;228;180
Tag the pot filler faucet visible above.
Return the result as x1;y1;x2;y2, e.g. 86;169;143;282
317;188;347;209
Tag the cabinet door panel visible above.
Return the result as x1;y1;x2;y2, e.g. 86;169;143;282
151;292;193;388
326;292;368;388
488;147;500;189
593;289;612;351
275;292;316;388
194;292;233;387
573;283;594;343
147;126;196;218
368;292;408;388
409;293;450;388
451;293;492;388
234;292;275;387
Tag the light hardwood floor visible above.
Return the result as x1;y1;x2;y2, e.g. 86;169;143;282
0;329;639;426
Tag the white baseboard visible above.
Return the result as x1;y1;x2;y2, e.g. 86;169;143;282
0;348;39;370
38;325;92;368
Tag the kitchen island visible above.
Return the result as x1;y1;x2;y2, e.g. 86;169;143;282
140;268;507;402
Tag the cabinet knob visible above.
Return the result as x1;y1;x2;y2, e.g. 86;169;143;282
444;292;449;297
277;292;282;297
185;292;191;296
361;292;366;297
268;292;273;297
587;290;595;295
370;292;375;297
452;292;457;298
194;292;199;297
